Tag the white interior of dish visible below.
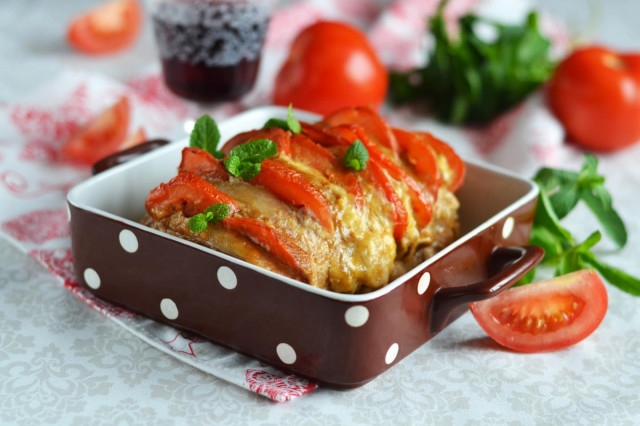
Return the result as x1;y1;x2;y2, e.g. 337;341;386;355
67;106;538;302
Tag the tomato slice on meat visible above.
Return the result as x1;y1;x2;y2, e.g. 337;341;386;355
362;161;408;241
331;124;433;227
413;132;465;192
290;134;365;208
470;270;608;353
301;122;347;148
145;171;239;220
222;217;310;278
251;159;334;232
67;0;142;55
393;128;442;195
179;147;229;181
222;127;291;157
61;96;130;165
322;106;400;157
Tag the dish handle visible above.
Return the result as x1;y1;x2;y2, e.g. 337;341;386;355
91;139;170;175
429;245;544;334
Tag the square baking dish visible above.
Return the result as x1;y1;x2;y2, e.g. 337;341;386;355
67;106;541;388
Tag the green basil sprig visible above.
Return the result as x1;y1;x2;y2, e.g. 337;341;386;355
520;155;640;296
389;2;555;124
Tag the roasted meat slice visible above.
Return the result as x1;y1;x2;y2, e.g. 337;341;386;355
143;107;463;293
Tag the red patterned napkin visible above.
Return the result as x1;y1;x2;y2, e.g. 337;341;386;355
0;0;570;402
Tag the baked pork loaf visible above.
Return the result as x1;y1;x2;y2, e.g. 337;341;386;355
143;107;464;293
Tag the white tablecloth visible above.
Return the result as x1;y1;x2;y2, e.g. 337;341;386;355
1;0;640;424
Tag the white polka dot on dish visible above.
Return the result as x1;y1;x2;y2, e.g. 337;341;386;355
417;272;430;295
502;216;515;239
83;268;100;290
119;229;138;253
345;305;369;327
160;298;179;320
385;343;399;365
276;343;296;365
217;266;237;290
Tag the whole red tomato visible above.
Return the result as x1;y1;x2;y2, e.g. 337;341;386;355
273;21;388;115
548;46;640;151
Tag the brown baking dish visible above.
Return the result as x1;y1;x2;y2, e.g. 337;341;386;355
67;106;542;388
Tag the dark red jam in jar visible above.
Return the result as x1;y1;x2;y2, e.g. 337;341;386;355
151;0;270;102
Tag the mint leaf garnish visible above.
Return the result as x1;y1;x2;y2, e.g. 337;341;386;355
188;214;209;233
188;203;231;233
263;104;301;134
190;115;224;159
519;155;640;296
223;139;277;180
342;140;369;171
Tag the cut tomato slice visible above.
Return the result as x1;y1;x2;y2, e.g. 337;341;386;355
290;134;365;208
470;270;608;353
362;161;408;241
67;0;142;55
251;159;334;232
179;147;229;181
222;217;310;278
322;106;400;157
222;127;291;157
145;171;239;220
301;122;348;148
393;128;442;195
414;132;465;192
120;127;147;150
61;96;130;165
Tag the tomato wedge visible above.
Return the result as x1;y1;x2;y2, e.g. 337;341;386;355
222;127;291;157
290;134;365;208
120;127;147;150
68;0;142;55
222;217;310;278
179;147;229;181
322;106;400;157
414;132;465;193
145;171;239;220
251;159;334;233
62;96;130;165
470;270;608;353
393;128;442;195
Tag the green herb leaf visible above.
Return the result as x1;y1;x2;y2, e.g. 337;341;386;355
581;252;640;296
237;162;262;180
286;104;302;134
534;154;626;247
190;115;224;158
263;118;289;131
204;203;231;224
223;139;277;180
263;104;301;134
343;140;369;171
188;203;231;233
223;155;241;176
581;185;627;248
521;155;639;296
188;214;209;233
389;8;555;124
